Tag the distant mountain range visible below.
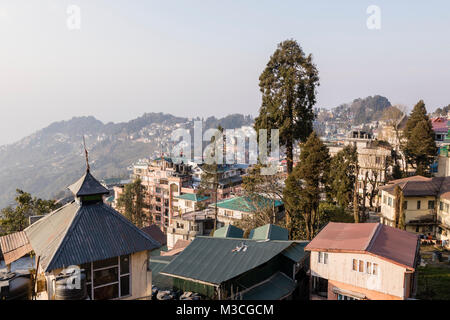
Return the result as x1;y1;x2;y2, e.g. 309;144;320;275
0;113;253;209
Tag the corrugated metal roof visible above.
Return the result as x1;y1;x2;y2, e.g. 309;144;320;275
213;196;283;213
160;237;298;285
249;224;289;241
174;194;209;202
141;225;167;246
281;242;309;262
25;201;161;271
68;171;110;197
213;225;244;238
0;231;33;265
305;222;419;270
241;272;296;300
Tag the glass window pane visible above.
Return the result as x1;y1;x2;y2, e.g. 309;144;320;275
120;255;130;275
93;257;118;270
94;283;119;300
94;267;118;287
120;275;130;297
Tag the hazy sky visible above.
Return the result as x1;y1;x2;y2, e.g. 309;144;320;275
0;0;449;146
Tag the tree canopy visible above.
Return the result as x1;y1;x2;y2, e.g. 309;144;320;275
0;189;61;235
283;132;330;240
255;39;319;174
403;100;437;176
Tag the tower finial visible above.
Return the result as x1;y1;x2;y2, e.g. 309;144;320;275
83;136;90;172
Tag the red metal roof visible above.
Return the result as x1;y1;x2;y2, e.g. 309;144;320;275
141;224;167;246
305;223;419;270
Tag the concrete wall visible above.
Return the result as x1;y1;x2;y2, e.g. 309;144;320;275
125;250;152;300
380;191;435;228
310;251;410;299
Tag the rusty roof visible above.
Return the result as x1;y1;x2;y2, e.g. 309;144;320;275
305;223;419;270
141;225;167;246
0;231;33;265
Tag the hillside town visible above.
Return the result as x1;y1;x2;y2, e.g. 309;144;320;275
0;1;449;306
1;98;450;301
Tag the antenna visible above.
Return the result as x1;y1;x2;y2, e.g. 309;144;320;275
83;136;90;172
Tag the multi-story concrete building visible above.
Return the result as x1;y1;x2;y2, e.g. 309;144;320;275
379;175;450;247
166;209;216;249
126;157;193;230
305;222;420;300
329;130;392;207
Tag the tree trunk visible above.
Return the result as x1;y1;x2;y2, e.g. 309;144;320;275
353;176;359;223
286;141;294;175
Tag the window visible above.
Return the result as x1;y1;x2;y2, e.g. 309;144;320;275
81;255;131;300
403;201;408;210
372;263;378;275
366;262;372;274
388;197;393;207
358;260;364;272
176;222;184;229
428;201;435;210
337;294;359;300
318;252;323;263
440;201;444;211
324;253;328;264
185;200;192;208
417;201;421;210
352;259;357;271
311;276;328;298
445;203;449;213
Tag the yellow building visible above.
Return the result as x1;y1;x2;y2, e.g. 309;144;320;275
379;176;450;248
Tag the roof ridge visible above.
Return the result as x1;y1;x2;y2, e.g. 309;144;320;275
45;203;82;271
24;201;74;232
365;223;382;252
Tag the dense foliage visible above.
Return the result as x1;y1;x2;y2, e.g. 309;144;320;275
255;39;319;174
0;190;61;235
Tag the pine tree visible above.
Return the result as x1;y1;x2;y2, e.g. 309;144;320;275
255;39;319;174
329;145;358;209
403;100;437;175
407;120;438;176
198;126;224;232
116;178;147;228
284;132;330;240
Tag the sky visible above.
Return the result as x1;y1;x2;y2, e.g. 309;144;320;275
0;0;449;145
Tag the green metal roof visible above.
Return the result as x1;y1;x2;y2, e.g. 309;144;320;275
213;225;244;238
281;241;309;262
175;193;210;202
160;237;303;285
241;272;296;300
249;224;289;241
149;256;175;289
213;196;283;213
